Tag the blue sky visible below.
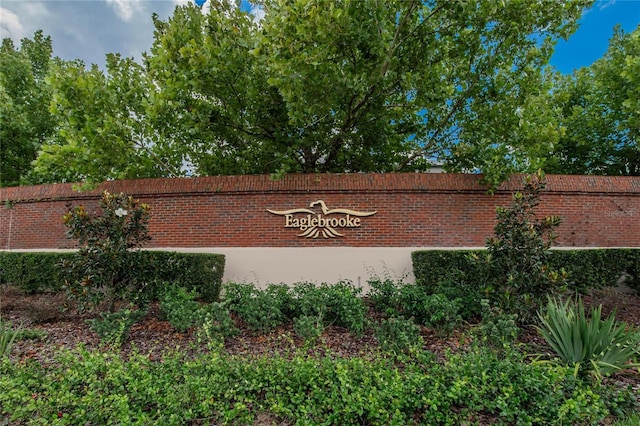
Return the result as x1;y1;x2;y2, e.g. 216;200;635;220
551;0;640;73
0;0;638;74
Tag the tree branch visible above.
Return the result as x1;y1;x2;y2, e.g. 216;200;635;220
131;139;180;177
395;31;512;171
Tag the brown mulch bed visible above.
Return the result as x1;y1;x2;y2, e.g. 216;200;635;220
2;284;639;407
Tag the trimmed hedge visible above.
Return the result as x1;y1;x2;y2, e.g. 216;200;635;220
0;251;225;301
136;251;225;302
0;252;71;293
411;250;478;291
412;249;640;294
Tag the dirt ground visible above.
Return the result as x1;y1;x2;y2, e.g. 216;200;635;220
2;284;639;410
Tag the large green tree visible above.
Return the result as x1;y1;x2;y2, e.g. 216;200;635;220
545;25;640;175
0;31;57;187
31;54;181;185
32;0;592;186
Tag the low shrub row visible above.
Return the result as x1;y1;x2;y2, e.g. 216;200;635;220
0;251;225;301
147;280;467;352
368;277;463;334
413;248;640;294
547;249;640;291
0;252;70;293
224;281;368;337
80;280;370;348
1;346;634;425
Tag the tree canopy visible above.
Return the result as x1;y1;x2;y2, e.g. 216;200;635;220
9;0;636;188
544;25;640;176
144;0;590;185
0;30;57;187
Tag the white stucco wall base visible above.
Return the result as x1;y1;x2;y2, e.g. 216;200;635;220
153;247;427;290
149;247;483;291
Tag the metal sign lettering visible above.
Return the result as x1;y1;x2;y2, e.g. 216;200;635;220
267;200;377;239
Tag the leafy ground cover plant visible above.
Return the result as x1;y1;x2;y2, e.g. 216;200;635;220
0;345;624;425
374;316;422;353
197;300;239;348
293;314;325;345
2;278;639;424
291;281;368;336
224;282;286;334
432;269;485;321
62;191;151;313
475;299;520;350
86;306;147;348
420;293;463;335
537;297;640;379
264;283;297;319
442;347;614;425
367;277;462;335
367;275;402;314
611;412;640;426
159;284;201;332
224;281;369;337
12;327;48;342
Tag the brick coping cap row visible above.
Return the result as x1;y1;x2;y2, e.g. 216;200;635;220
2;173;640;203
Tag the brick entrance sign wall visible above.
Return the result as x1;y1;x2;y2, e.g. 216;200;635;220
2;174;639;284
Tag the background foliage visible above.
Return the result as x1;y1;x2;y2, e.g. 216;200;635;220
544;26;640;175
13;1;640;188
0;31;57;187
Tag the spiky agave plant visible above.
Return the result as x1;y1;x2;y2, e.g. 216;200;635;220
0;315;20;358
536;297;640;379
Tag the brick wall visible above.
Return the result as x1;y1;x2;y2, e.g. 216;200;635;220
1;173;639;250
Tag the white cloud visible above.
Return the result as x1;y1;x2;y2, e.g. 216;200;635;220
171;0;213;15
0;7;25;40
1;2;51;44
202;1;211;15
105;0;143;22
250;4;265;22
598;0;617;11
21;2;50;18
582;0;616;17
